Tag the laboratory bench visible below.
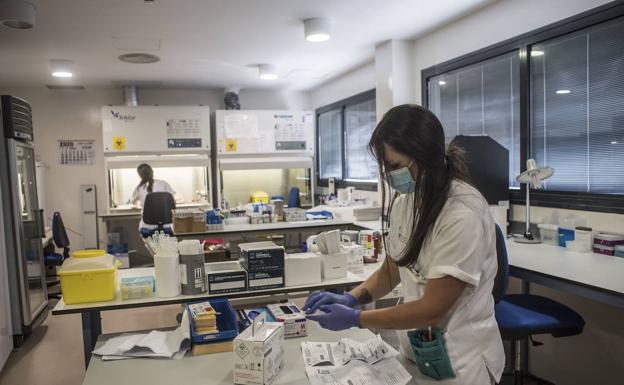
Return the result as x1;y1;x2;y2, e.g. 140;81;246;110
100;216;355;265
51;265;374;367
81;321;421;385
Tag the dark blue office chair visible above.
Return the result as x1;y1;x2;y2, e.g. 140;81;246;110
287;187;301;208
45;212;70;265
45;212;70;299
140;192;176;238
493;225;585;385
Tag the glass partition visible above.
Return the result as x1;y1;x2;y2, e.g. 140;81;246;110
108;165;209;210
221;167;311;207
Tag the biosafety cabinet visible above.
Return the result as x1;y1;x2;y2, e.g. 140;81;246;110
101;106;212;212
214;110;314;207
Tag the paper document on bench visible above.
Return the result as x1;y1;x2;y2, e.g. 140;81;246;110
92;309;191;360
305;357;412;385
301;334;394;367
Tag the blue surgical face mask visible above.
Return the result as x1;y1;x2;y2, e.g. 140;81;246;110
388;160;416;194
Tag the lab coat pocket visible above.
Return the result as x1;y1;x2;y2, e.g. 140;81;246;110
408;329;455;381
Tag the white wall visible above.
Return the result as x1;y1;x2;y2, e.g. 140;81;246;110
0;86;311;250
309;62;375;110
409;1;623;384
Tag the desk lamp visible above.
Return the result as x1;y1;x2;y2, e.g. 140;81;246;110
514;159;554;244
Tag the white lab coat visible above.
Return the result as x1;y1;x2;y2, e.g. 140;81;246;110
386;180;504;385
130;179;176;230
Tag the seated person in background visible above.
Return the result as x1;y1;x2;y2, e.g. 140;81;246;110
131;163;176;235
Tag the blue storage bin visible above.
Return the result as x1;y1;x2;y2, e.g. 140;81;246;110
187;298;238;344
559;228;575;247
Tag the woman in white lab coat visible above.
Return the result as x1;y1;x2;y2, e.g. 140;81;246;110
130;163;177;232
305;105;505;384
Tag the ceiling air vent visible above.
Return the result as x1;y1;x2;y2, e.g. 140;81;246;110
118;53;160;64
46;85;85;90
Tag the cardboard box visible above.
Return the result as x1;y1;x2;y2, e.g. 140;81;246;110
284;253;321;286
233;313;284;385
321;252;348;281
239;241;285;272
342;244;365;274
248;270;284;290
205;261;247;294
266;303;307;338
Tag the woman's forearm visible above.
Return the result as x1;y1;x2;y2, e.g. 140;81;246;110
359;299;440;330
359;276;467;329
349;258;400;305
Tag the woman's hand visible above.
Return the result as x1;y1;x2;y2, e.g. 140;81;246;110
306;304;361;331
303;291;356;314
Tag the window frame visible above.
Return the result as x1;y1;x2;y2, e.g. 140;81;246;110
315;89;378;191
422;1;624;214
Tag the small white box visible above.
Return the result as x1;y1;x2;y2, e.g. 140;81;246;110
205;261;248;294
320;252;348;281
341;244;364;274
233;314;284;385
267;303;307;338
284;253;321;286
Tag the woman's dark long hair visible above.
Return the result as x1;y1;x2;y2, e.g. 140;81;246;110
369;104;470;267
137;163;154;193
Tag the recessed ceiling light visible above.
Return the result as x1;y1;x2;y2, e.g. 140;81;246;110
50;59;74;78
438;80;447;86
531;50;544;57
611;141;618;145
0;0;35;29
556;89;571;94
304;18;331;42
52;71;72;78
258;64;278;80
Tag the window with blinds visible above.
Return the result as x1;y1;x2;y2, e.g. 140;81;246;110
317;108;342;180
345;98;377;182
530;17;624;194
428;51;520;188
316;89;377;187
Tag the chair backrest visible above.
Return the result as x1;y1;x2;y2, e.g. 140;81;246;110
287;187;301;208
492;224;509;304
142;192;175;226
52;212;70;259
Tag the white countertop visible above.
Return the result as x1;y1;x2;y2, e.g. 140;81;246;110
506;240;624;295
52;266;369;315
81;322;420;385
352;220;383;231
178;219;352;236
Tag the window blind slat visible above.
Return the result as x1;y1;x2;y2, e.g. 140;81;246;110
345;99;377;181
531;16;624;194
428;51;520;188
318;109;342;179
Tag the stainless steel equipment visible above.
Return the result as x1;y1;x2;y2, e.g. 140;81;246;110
0;95;47;346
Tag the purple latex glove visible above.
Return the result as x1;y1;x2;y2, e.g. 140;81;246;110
306;304;361;331
303;291;356;314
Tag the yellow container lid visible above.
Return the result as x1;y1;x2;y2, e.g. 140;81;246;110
72;249;106;259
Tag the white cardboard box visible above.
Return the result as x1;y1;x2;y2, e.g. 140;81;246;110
284;253;321;286
266;303;307;338
320;252;348;281
341;244;364;274
233;314;284;385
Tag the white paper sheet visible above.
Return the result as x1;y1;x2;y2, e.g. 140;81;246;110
93;309;191;360
305;357;412;385
301;335;397;367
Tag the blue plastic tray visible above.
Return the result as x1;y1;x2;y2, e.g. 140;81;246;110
187;298;238;344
